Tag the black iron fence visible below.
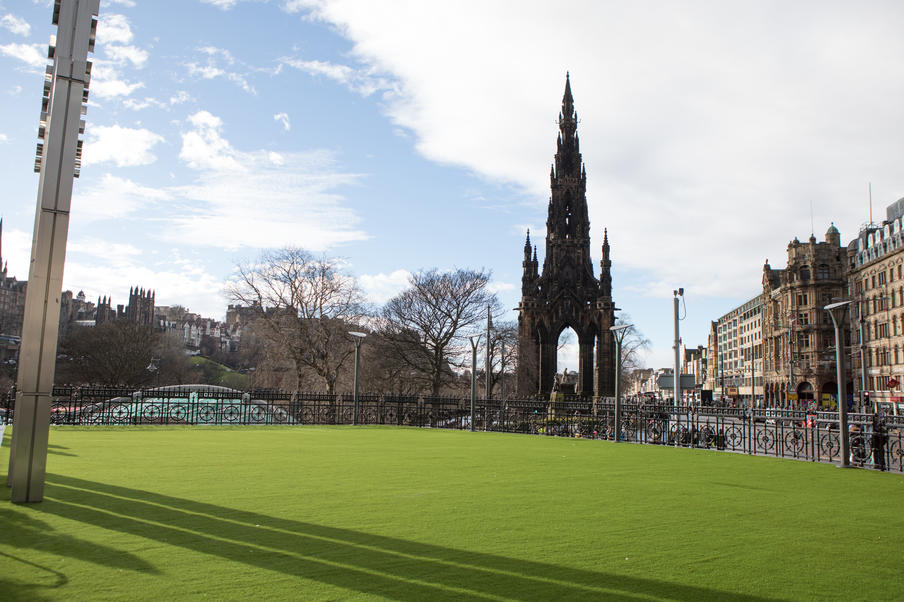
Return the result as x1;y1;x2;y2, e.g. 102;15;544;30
1;386;901;473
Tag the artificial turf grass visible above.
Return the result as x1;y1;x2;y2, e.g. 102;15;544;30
1;426;902;601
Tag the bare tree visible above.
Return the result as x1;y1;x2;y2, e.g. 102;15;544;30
227;248;367;396
380;268;499;395
485;319;518;397
615;313;651;388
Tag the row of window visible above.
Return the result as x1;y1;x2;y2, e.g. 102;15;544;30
856;264;904;293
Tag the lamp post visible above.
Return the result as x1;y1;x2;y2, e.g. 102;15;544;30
825;301;851;467
610;324;633;443
469;334;482;432
146;357;160;389
349;331;366;425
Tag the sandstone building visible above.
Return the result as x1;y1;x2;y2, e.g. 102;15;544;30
847;198;904;413
761;225;848;407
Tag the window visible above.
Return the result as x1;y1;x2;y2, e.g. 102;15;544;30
798;312;809;325
798;333;810;349
797;293;809;306
817;265;830;279
800;267;810;281
879;322;889;338
879;271;887;285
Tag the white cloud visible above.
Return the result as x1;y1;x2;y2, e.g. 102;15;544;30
171;110;367;250
487;281;515;294
0;227;31;278
279;56;393;97
123;91;191;111
186;46;255;94
97;14;133;46
90;61;144;98
71;173;171;222
122;97;164;110
105;44;148;67
0;43;46;68
89;15;149;99
0;133;7;143
169;91;190;105
200;0;239;8
83;125;164;167
358;269;411;304
179;110;242;172
293;1;904;303
0;14;31;36
274;112;290;131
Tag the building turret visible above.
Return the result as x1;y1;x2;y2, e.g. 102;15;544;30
825;222;840;247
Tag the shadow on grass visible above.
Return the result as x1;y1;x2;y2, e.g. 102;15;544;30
0;550;68;602
13;473;779;601
0;505;158;599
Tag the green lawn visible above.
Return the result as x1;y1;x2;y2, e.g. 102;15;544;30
1;426;902;601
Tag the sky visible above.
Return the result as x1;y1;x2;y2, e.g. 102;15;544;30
2;0;904;371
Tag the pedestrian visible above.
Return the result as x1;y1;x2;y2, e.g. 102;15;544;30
871;415;887;471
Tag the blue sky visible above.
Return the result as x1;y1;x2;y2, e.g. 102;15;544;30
2;0;904;371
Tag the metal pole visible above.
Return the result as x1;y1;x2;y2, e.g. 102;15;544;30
500;340;505;430
614;336;622;442
826;301;851;467
673;290;682;445
470;336;479;432
9;0;99;503
485;305;492;401
673;291;681;410
858;297;866;412
353;339;361;425
750;346;755;410
719;334;724;403
500;341;505;401
789;319;794;409
349;331;366;425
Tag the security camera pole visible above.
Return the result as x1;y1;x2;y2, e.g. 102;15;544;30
8;0;99;503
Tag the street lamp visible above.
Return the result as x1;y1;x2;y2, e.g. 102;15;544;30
610;324;633;443
825;300;851;467
469;334;482;432
146;357;160;389
349;331;367;425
